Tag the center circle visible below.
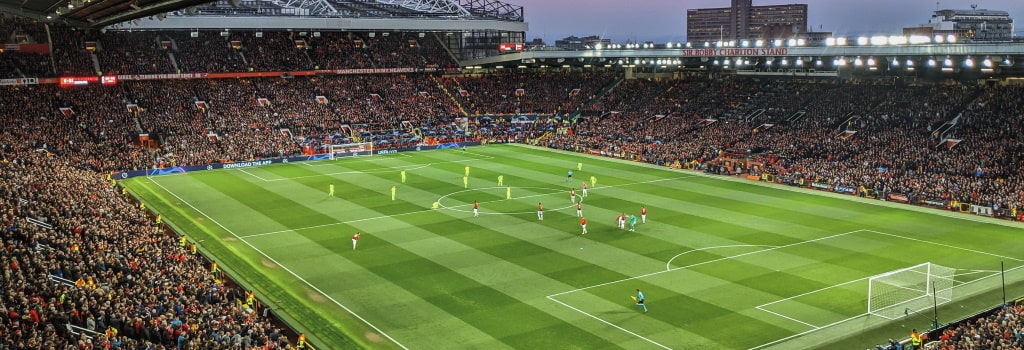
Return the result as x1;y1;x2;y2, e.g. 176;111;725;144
437;186;580;215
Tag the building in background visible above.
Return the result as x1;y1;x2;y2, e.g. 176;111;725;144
554;35;611;49
904;6;1014;41
687;0;808;43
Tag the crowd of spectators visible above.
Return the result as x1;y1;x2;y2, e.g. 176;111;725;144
0;15;70;77
2;18;458;77
0;115;299;349
925;303;1024;349
548;76;1024;219
440;71;617;116
94;31;176;75
4;26;1024;348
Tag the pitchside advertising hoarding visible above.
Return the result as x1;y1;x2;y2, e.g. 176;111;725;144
113;142;480;179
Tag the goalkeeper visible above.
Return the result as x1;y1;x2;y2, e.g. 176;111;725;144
634;289;648;313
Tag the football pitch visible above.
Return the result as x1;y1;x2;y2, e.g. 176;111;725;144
123;144;1024;350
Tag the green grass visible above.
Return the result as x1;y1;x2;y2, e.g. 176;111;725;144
122;144;1024;350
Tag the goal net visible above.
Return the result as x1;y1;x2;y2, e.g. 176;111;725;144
329;142;374;159
868;262;956;320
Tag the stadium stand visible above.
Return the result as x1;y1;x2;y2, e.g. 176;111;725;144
3;21;1024;349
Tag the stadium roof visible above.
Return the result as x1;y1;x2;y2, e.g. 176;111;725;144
119;0;526;33
0;0;214;27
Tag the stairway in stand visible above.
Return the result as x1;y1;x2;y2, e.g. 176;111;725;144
431;75;468;117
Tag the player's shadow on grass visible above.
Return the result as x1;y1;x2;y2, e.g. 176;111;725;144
603;310;643;317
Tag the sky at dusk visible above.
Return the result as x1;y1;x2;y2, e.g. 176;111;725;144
511;0;1024;43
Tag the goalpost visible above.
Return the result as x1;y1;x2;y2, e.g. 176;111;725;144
328;142;374;159
867;262;956;320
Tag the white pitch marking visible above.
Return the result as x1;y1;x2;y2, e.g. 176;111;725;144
547;230;864;298
545;295;673;350
236;168;270;181
146;177;410;350
863;229;1024;262
665;245;778;271
754;305;820;328
241;175;691;238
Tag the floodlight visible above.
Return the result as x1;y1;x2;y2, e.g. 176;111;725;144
854;57;863;66
983;58;992;68
723;59;731;65
867;58;875;66
934;35;944;43
773;39;783;47
909;35;930;44
795;58;803;66
906;58;914;67
713;59;720;65
870;36;888;45
780;58;788;66
857;36;869;45
741;40;750;47
816;58;823;66
797;39;806;46
944;57;952;66
946;35;956;43
964;57;974;67
787;38;796;47
836;37;848;46
928;58;937;67
755;40;764;47
889;36;907;45
891;58;899;67
825;38;836;46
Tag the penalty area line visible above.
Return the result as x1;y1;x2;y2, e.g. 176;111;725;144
146;176;410;350
548;229;864;299
545;295;672;350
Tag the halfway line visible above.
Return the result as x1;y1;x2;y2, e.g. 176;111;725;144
240;175;691;238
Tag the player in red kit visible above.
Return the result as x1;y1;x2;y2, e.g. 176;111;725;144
473;200;479;217
352;232;361;250
580;217;588;234
537;202;544;220
581;182;588;197
576;202;583;217
570;188;577;203
640;205;647;223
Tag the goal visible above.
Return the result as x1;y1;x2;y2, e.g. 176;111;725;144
329;142;374;159
867;262;956;320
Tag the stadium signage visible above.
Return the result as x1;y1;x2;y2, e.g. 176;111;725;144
222;160;273;169
58;76;118;87
833;186;856;194
0;78;38;86
886;193;910;203
682;48;789;57
120;73;211;80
